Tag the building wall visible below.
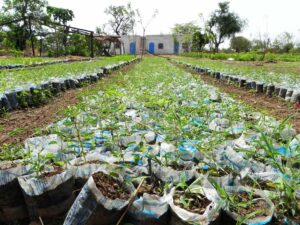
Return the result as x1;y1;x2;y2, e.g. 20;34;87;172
120;35;184;55
120;35;142;54
145;35;175;55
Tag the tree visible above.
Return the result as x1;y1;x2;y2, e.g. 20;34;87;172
46;6;74;25
67;33;89;56
46;6;74;53
192;31;209;52
230;36;251;52
172;22;200;52
252;32;271;61
136;9;158;57
1;0;48;53
206;1;245;52
104;3;136;35
272;32;294;53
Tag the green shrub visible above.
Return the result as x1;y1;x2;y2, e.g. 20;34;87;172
180;52;300;62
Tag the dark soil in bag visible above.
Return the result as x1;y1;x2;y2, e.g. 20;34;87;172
230;193;269;218
92;171;130;200
174;192;211;215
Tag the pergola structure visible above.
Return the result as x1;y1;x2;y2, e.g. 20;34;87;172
94;35;122;56
0;16;122;58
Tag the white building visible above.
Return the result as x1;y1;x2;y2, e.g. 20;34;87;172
119;34;184;55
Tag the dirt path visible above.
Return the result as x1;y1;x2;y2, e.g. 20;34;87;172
0;61;140;148
189;69;300;130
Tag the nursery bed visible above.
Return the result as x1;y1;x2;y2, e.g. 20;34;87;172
0;58;140;147
0;57;299;225
174;61;300;129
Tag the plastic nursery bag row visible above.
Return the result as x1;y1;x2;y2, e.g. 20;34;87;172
174;60;300;103
2;58;299;224
0;59;139;111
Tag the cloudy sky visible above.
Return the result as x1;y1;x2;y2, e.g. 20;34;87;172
48;0;300;39
9;0;300;45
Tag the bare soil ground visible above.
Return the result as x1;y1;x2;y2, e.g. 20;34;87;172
0;89;80;147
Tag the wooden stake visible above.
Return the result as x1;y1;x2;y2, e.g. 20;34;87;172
116;178;145;225
39;217;44;225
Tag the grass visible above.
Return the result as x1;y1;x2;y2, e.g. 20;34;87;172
0;55;134;92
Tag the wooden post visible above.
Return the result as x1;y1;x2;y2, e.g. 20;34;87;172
28;16;35;56
39;39;43;57
141;28;146;59
90;32;94;58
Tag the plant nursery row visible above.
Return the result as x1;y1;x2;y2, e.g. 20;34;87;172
171;59;300;103
0;57;299;225
0;57;92;70
180;52;300;62
0;55;135;112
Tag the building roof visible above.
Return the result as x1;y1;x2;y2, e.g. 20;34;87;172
94;35;121;43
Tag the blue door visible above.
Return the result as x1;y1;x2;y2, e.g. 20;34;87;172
130;42;136;55
149;42;155;54
174;42;179;54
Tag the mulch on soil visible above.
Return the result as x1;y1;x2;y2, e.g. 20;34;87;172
231;193;269;218
42;166;64;178
92;171;130;200
137;178;164;197
174;192;211;214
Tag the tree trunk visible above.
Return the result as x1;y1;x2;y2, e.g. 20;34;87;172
90;32;94;58
28;17;35;56
39;39;43;57
214;43;219;53
63;26;69;54
19;0;29;51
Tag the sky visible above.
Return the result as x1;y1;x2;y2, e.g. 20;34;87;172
3;0;300;46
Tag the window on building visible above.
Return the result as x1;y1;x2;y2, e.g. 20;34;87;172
158;43;164;49
115;42;121;48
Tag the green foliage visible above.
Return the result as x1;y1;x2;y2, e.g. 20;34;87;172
206;1;246;52
0;55;134;92
272;32;295;53
210;179;266;223
172;22;201;52
256;131;300;218
8;128;25;137
0;144;25;161
192;31;209;52
0;56;55;65
104;3;136;35
66;34;90;56
179;52;300;62
47;6;74;25
230;36;252;53
1;0;48;51
25;151;55;177
174;56;300;88
1;56;299;223
17;91;30;108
